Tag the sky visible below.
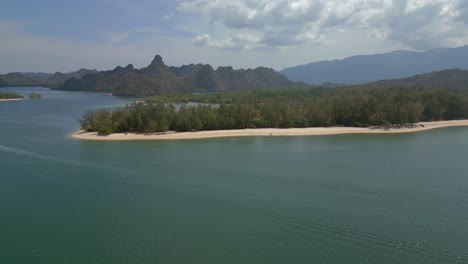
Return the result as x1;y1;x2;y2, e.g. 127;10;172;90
1;0;468;73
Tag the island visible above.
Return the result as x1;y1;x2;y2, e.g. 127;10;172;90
73;88;468;140
0;92;24;102
73;120;468;140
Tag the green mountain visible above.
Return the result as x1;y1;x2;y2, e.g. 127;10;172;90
344;69;468;91
0;69;97;88
57;55;305;96
0;73;43;87
46;69;98;86
21;72;52;80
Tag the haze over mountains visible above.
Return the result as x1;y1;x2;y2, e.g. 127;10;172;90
344;69;468;91
0;56;303;96
3;45;468;95
0;69;97;88
58;55;304;96
281;45;468;85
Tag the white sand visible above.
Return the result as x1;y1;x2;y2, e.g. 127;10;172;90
71;120;468;141
0;98;24;102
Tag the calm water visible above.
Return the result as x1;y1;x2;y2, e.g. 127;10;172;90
1;87;468;264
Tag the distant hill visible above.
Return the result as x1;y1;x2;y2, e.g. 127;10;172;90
281;45;468;84
46;69;98;86
0;72;43;87
343;69;468;91
0;78;7;87
58;55;305;96
21;72;53;80
0;69;97;88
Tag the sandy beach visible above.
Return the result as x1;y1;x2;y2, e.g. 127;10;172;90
0;98;24;102
71;120;468;141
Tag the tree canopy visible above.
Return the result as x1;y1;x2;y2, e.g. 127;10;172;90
0;92;23;99
80;88;468;135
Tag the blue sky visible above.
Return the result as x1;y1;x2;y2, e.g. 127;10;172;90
3;0;185;42
1;0;468;73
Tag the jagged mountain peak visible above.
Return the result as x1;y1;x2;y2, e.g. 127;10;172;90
150;55;165;67
56;54;304;96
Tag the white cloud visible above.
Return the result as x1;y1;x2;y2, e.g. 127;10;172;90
0;20;195;73
179;0;468;50
3;0;468;73
192;34;211;46
0;17;410;72
163;14;173;21
106;32;130;46
193;33;260;50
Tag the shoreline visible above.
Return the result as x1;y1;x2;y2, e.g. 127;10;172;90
0;98;24;102
71;120;468;141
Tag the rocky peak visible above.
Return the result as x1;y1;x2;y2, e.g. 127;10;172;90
150;55;165;67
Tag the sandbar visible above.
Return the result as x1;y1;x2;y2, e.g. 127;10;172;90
0;98;24;102
71;120;468;141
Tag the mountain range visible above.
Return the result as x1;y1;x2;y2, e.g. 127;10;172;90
0;69;97;88
281;45;468;85
3;46;468;96
58;55;305;96
343;69;468;91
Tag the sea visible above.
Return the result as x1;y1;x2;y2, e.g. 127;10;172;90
1;87;467;263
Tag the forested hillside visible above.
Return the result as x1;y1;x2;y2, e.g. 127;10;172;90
344;69;468;91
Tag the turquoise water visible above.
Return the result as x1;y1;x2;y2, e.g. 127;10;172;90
1;87;468;263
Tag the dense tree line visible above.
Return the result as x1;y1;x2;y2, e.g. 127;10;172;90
144;88;336;104
0;92;23;99
80;88;468;135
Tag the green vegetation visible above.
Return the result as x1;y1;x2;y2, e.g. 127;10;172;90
80;88;468;135
28;92;43;99
0;92;24;99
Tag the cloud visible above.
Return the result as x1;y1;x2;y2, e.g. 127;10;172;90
178;0;468;50
192;34;211;46
163;14;173;21
106;32;130;46
193;33;260;50
0;20;196;73
3;1;468;73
